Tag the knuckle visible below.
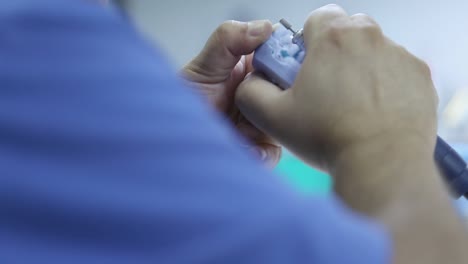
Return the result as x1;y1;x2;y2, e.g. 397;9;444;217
351;13;375;24
216;20;234;39
408;53;432;79
304;4;346;31
323;21;351;44
325;3;341;9
360;25;382;45
351;13;382;37
213;20;248;55
397;45;432;78
361;23;381;36
417;59;432;77
303;4;348;46
322;4;346;14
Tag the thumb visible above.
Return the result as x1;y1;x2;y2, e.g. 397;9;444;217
235;72;291;137
187;20;272;82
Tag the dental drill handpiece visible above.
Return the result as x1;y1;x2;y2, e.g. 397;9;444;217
253;19;468;199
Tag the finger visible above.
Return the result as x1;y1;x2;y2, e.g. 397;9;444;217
187;20;273;82
236;114;270;143
236;116;282;168
303;4;349;47
235;72;291;137
243;23;282;74
251;143;282;168
272;22;282;31
244;53;255;73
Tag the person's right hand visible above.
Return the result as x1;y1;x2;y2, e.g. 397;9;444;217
235;4;438;171
237;8;468;263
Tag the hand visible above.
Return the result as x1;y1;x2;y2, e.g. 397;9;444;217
182;20;281;168
236;8;468;264
235;5;438;171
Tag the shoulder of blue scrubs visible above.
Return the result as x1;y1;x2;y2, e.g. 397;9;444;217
0;1;391;263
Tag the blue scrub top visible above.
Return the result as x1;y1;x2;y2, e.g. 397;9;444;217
0;1;390;263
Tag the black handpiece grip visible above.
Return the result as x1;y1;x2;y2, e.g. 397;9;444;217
435;136;468;199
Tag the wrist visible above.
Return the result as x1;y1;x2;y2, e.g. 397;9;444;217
331;131;436;171
331;131;436;174
330;132;468;264
330;132;438;213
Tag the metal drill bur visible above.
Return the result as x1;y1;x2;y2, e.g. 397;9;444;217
279;18;304;47
279;18;296;34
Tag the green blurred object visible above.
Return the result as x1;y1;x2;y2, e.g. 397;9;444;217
275;151;332;195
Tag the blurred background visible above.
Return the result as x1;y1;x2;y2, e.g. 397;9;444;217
115;0;468;214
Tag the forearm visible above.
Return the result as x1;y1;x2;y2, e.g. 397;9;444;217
331;135;468;264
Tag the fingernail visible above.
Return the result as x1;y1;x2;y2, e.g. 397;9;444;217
248;20;269;37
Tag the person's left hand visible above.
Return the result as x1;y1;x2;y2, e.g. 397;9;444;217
182;20;281;168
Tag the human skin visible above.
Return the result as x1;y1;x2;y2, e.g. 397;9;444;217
235;4;468;264
182;20;281;167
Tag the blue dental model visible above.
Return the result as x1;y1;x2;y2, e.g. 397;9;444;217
253;19;468;199
253;19;305;89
